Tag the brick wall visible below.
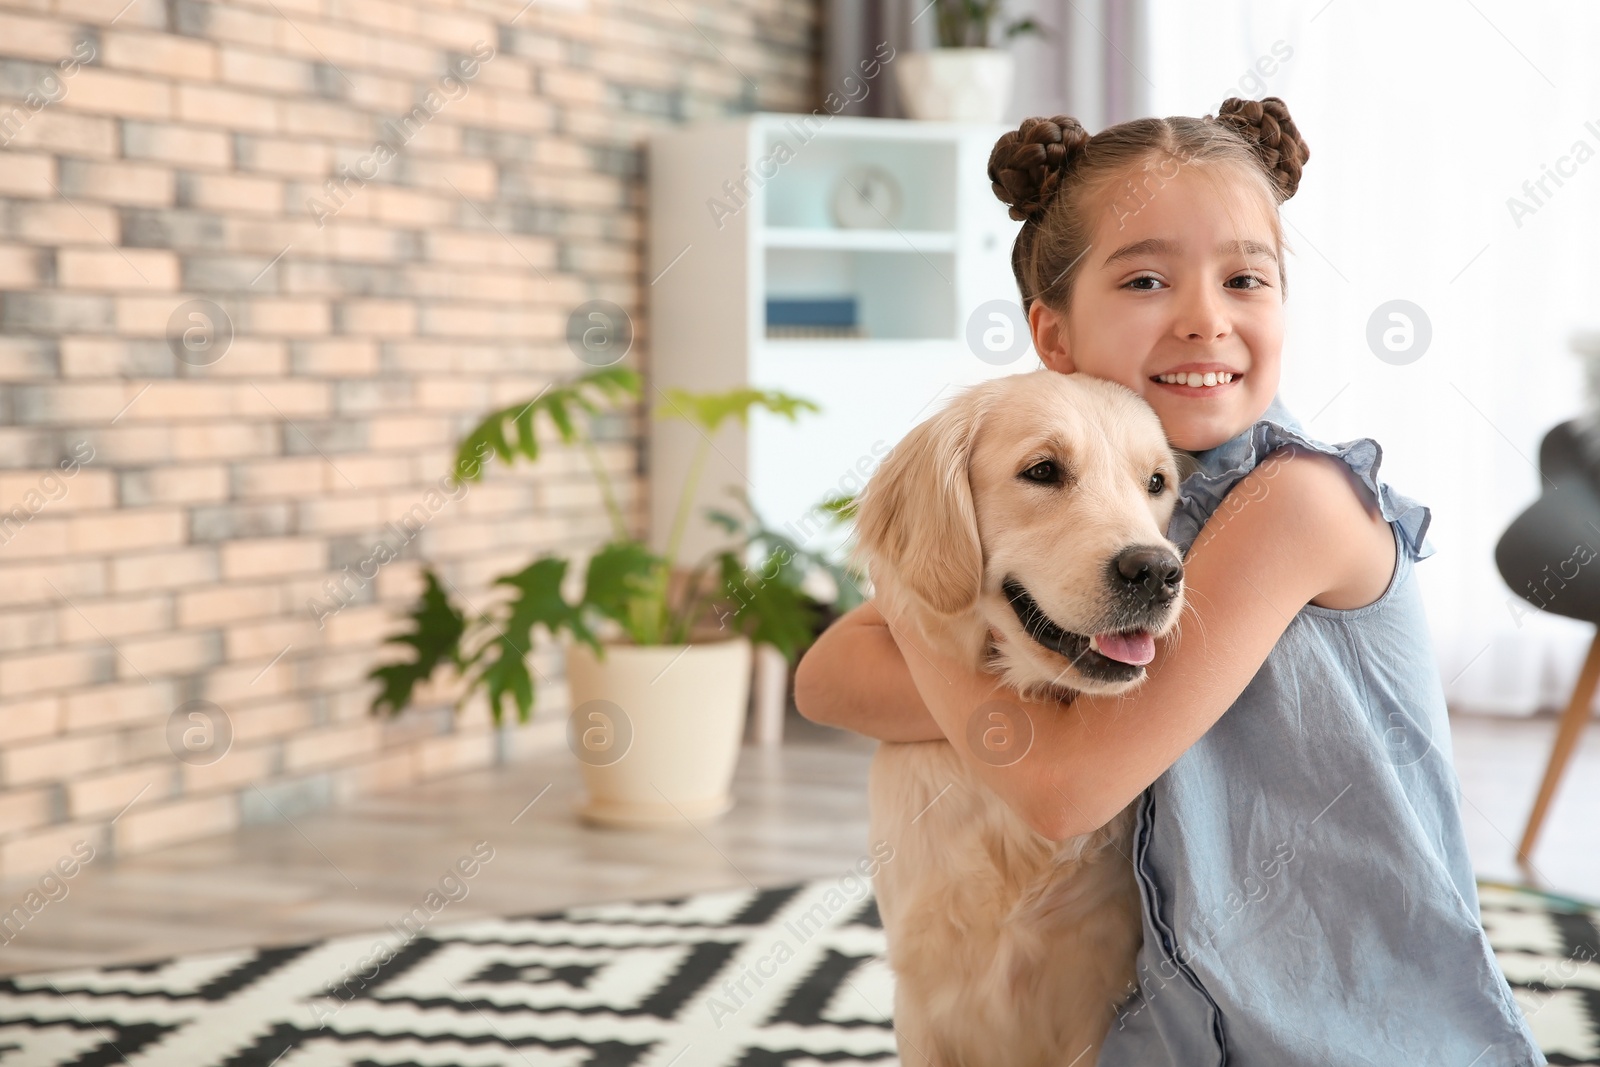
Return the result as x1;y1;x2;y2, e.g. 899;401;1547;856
0;0;818;880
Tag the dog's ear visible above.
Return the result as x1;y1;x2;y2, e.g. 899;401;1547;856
855;395;984;616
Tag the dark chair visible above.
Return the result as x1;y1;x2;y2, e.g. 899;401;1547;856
1494;416;1600;863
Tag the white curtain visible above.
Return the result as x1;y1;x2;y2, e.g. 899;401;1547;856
1139;0;1600;715
1008;0;1151;128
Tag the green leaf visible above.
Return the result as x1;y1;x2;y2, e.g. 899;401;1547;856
1005;15;1046;39
681;484;871;646
501;558;590;639
703;507;744;535
652;387;819;436
546;396;576;441
471;557;597;725
452;366;642;484
714;551;826;663
368;569;467;717
583;540;665;643
475;639;534;727
514;403;538;461
819;493;858;524
932;0;1026;46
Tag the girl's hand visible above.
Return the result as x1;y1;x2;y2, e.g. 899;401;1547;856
793;589;948;743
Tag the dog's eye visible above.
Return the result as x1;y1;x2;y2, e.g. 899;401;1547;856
1020;460;1059;484
1148;472;1167;495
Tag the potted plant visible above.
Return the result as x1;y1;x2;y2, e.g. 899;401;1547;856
897;0;1046;123
367;366;862;827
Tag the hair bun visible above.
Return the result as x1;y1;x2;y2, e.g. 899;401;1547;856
987;116;1092;223
1210;96;1310;201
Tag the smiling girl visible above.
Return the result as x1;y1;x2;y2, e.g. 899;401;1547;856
794;98;1546;1064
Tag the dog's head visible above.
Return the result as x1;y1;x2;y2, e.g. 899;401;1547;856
854;370;1186;697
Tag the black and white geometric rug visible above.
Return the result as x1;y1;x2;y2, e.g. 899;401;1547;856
0;877;1592;1066
1482;880;1600;1066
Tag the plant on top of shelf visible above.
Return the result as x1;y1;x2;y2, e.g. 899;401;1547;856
366;365;864;726
933;0;1046;47
897;1;1049;122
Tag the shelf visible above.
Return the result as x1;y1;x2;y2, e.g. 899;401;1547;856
760;136;958;232
764;245;956;342
647;114;1024;570
757;336;959;352
762;226;957;253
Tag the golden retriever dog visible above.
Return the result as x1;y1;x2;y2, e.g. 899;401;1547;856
852;370;1187;1066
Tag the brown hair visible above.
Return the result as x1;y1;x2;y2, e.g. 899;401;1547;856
987;96;1311;315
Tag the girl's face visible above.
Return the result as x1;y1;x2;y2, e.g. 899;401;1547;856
1028;164;1284;453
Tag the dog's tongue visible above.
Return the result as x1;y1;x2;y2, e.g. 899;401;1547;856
1093;630;1155;666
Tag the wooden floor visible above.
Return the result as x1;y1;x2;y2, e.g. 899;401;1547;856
0;708;1595;976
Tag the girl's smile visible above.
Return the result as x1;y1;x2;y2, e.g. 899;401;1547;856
1149;363;1244;394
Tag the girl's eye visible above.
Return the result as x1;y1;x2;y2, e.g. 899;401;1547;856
1148;472;1166;495
1020;460;1059;484
1124;272;1270;291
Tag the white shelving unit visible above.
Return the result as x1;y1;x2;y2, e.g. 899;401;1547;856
646;112;1028;571
763;227;958;252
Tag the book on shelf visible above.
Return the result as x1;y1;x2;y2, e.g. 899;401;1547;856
766;296;855;324
764;323;868;340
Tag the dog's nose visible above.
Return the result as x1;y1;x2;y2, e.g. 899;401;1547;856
1112;545;1184;604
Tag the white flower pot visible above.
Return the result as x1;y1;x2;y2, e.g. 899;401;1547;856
564;637;753;828
895;48;1016;123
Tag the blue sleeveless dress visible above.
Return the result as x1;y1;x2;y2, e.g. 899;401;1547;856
1095;395;1547;1066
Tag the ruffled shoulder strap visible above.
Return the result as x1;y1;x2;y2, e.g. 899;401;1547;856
1166;394;1436;563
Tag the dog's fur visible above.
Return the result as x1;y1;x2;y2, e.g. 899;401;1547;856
852;370;1187;1066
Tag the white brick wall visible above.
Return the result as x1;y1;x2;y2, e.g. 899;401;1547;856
0;0;819;880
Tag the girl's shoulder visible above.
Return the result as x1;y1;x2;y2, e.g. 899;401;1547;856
1168;395;1435;569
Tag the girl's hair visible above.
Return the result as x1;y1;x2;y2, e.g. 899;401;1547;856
987;96;1311;315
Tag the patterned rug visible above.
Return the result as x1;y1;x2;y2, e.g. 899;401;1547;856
1483;881;1600;1066
0;877;1591;1066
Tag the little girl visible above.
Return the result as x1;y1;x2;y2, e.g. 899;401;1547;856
794;97;1547;1065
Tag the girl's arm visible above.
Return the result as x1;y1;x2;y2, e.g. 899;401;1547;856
884;445;1398;842
794;600;946;742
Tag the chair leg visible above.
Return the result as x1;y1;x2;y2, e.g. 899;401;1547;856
1517;629;1600;863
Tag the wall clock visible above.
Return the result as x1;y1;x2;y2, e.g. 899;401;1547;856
831;164;903;229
